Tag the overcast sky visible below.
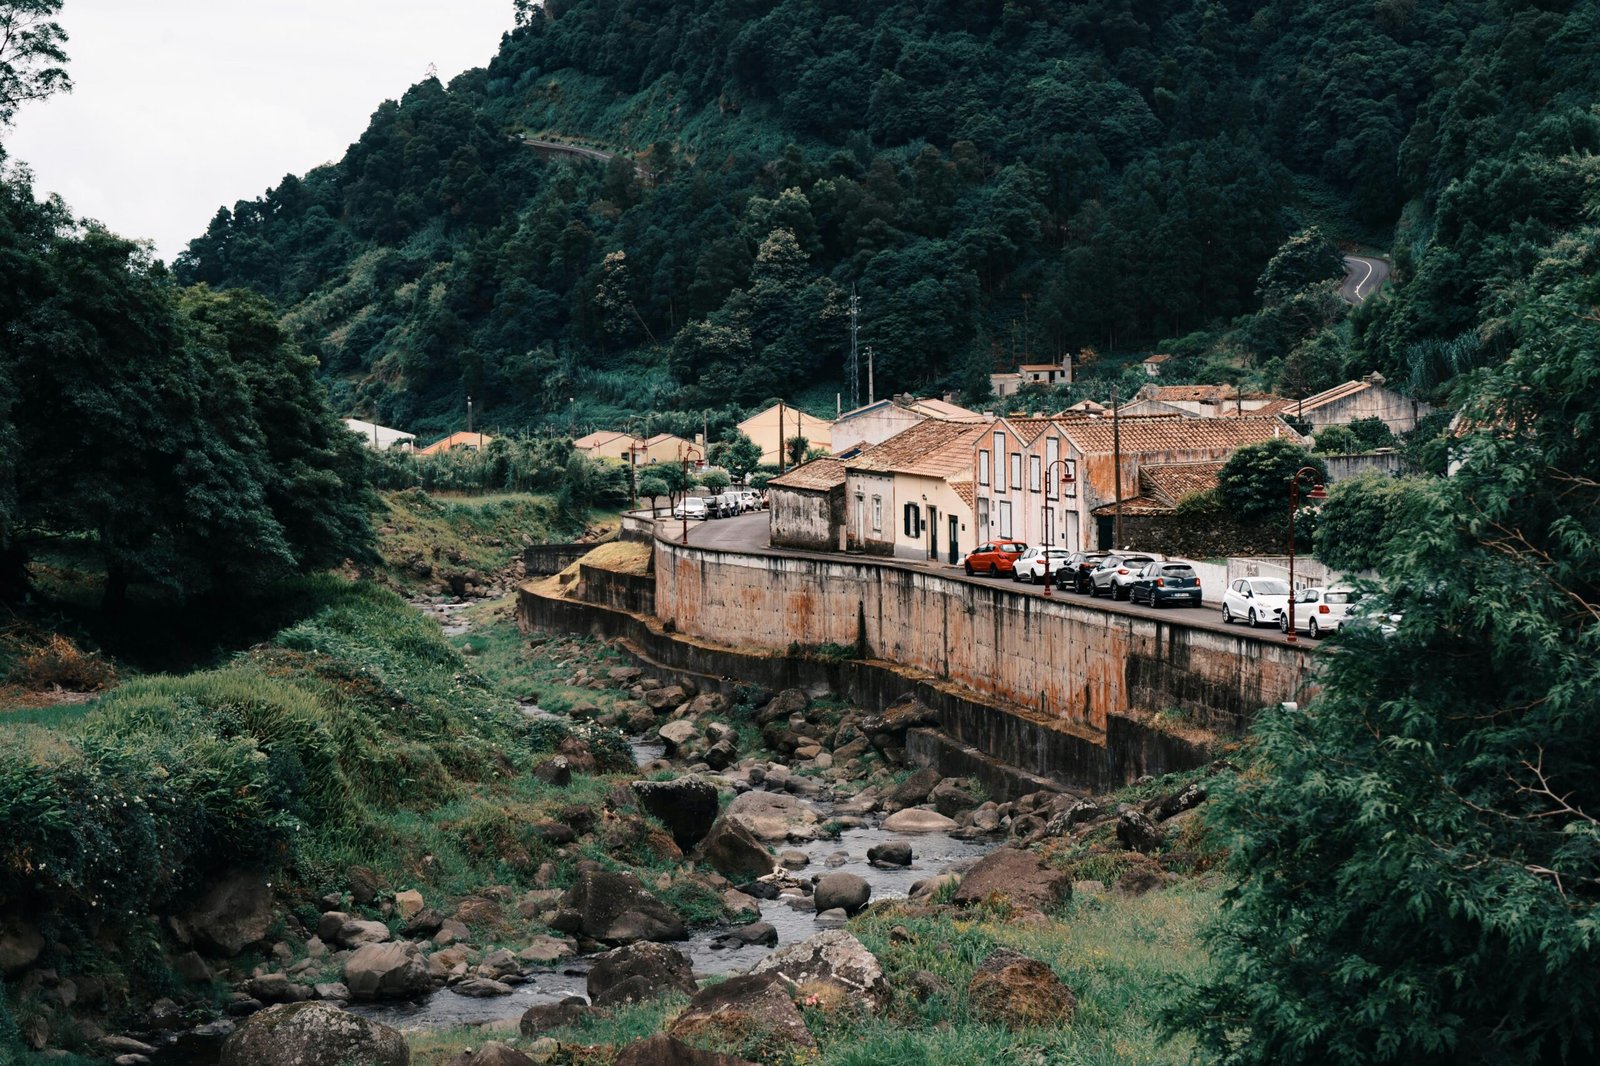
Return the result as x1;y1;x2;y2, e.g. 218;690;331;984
4;0;515;262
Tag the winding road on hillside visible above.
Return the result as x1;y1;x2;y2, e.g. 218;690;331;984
681;512;1306;648
1340;254;1390;304
519;135;616;164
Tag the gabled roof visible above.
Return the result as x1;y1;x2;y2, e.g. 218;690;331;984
1019;362;1069;372
1143;353;1172;365
1061;415;1296;456
1248;396;1300;417
769;457;846;493
574;430;635;448
418;431;492;455
995;416;1057;445
1117;398;1194;419
835;399;894;421
952;480;976;509
908;398;983;422
846;419;988;480
1140;461;1223;505
1147;385;1237;403
1294;380;1373;412
1091;495;1173;517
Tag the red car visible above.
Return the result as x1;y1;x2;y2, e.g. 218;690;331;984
964;541;1029;577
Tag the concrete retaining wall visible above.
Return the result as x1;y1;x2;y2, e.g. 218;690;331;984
523;543;594;576
654;535;1313;737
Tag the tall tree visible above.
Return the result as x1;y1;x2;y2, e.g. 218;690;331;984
0;0;70;126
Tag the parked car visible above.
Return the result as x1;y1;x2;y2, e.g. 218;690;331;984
1015;546;1074;584
738;489;760;512
1278;586;1363;638
1221;576;1292;627
1064;551;1111;593
707;491;742;518
1129;560;1203;608
672;497;709;520
964;541;1028;577
1088;553;1163;599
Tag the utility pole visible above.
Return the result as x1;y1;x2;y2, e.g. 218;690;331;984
849;286;861;410
778;402;786;474
865;346;875;405
467;396;473;445
1112;386;1123;549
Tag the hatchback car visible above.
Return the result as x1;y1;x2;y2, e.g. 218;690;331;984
1280;587;1363;638
964;541;1028;577
1088;553;1162;599
1221;576;1292;627
1014;546;1074;584
1064;551;1111;593
1129;560;1202;608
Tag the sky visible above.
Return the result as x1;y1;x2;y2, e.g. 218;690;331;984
4;0;516;262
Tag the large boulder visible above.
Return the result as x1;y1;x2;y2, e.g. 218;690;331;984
725;791;820;841
456;1042;536;1066
966;949;1076;1029
697;816;773;882
586;941;696;1007
952;848;1073;912
343;942;432;1001
519;999;592;1036
550;869;687;945
658;719;699;755
749;930;889;1011
928;779;978;818
754;688;809;726
883;767;942;811
1149;782;1207;822
632;776;720;851
219;1002;408;1066
0;916;44;975
880;808;958;834
866;843;912;868
613;1035;758;1066
1116;808;1164;853
669;973;814;1056
812;873;871;916
180;872;275;956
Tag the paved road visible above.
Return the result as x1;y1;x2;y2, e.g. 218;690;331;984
521;136;615;164
678;513;1308;649
1340;254;1389;304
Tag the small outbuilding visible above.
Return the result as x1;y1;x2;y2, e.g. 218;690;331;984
767;458;847;551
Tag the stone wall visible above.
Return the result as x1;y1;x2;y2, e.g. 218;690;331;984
523;543;594;576
770;487;843;551
653;534;1314;736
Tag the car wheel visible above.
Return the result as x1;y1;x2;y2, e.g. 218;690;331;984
1279;614;1289;634
990;563;1000;577
1248;608;1258;627
1309;619;1321;639
1221;604;1232;624
965;563;974;576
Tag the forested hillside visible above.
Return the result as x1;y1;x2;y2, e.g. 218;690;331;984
174;0;1600;436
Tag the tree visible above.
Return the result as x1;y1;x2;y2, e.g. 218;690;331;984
637;473;669;513
785;435;809;467
1255;226;1346;305
700;469;730;494
1216;439;1326;527
0;1;71;126
1167;228;1600;1065
708;430;761;480
1312;472;1435;571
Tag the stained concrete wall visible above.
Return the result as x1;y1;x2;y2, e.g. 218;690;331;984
770;487;843;551
654;534;1313;736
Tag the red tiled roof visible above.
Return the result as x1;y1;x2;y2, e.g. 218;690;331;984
1062;415;1297;456
1140;461;1223;505
1148;385;1237;403
1143;353;1172;364
769;457;846;492
846;419;989;479
1294;380;1372;412
952;480;976;509
1090;495;1172;516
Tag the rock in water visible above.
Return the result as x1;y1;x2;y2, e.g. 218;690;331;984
749;930;890;1011
343;942;431;1001
549;869;687;944
697;816;774;882
966;949;1076;1028
811;873;871;915
880;808;958;834
632;775;720;851
219;1002;408;1066
866;842;912;867
586;941;696;1007
725;791;820;841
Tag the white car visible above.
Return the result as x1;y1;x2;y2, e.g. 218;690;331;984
1088;552;1164;600
1013;547;1074;584
672;497;708;520
1279;587;1363;638
1221;576;1292;627
738;489;759;512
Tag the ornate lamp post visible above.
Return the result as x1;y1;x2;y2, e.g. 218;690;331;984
1041;459;1076;597
679;442;704;545
1286;466;1328;643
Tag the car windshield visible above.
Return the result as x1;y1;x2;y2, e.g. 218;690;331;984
1251;579;1290;595
1325;591;1361;604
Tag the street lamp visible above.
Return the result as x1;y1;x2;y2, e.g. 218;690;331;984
1041;459;1076;596
1285;466;1328;644
679;441;704;545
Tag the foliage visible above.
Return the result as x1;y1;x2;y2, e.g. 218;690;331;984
0;0;70;127
1168;224;1600;1063
708;429;762;480
1311;473;1438;572
1216;439;1326;527
1255;227;1345;305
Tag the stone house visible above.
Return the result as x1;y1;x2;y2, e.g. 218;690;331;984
768;458;848;551
1273;375;1434;434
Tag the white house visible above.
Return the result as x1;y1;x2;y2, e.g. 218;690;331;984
843;419;988;564
345;418;416;451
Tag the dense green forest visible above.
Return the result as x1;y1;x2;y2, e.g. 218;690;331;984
170;0;1600;436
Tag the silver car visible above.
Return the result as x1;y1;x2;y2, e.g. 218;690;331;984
1088;553;1163;600
1222;576;1292;627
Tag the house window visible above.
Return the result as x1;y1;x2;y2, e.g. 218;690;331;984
1063;458;1077;498
1029;455;1042;493
904;502;922;538
978;449;990;486
977;497;989;540
993;432;1007;491
998;501;1012;539
871;495;882;532
1045;507;1055;546
1010;453;1022;491
1045;437;1059;499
